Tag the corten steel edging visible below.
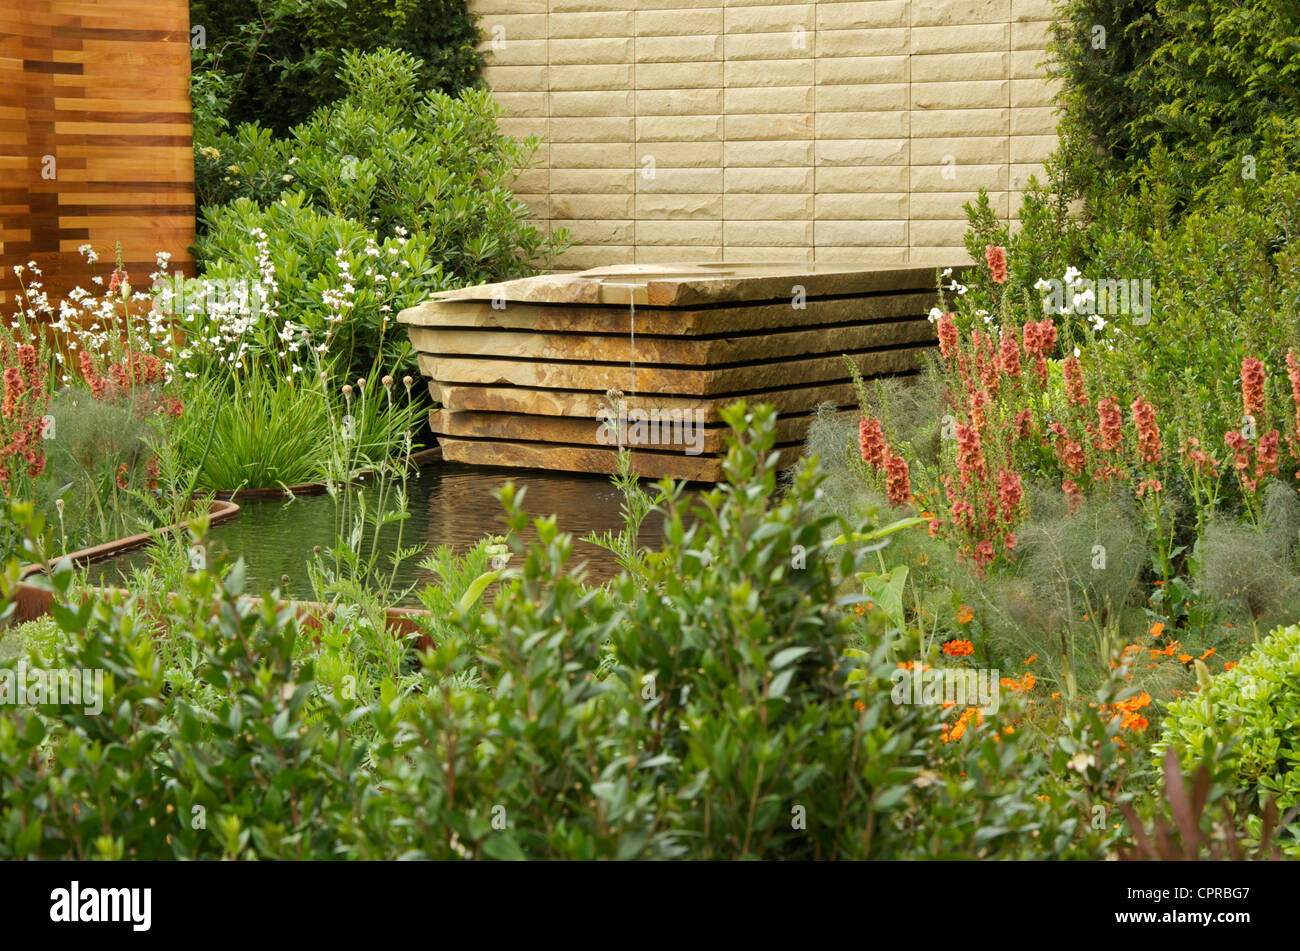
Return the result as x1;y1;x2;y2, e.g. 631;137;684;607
10;457;446;643
17;498;243;583
12;494;434;644
11;583;433;646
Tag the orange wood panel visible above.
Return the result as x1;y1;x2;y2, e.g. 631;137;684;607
0;0;194;311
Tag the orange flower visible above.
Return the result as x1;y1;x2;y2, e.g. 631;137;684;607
942;706;983;742
943;639;975;657
1224;661;1239;672
1000;673;1036;692
1178;654;1192;664
1025;654;1037;665
1199;647;1215;660
1113;691;1151;714
1150;621;1165;637
956;605;974;624
853;700;866;712
1121;713;1149;732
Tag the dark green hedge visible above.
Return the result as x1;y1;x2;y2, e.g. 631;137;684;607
1049;0;1300;203
190;0;482;136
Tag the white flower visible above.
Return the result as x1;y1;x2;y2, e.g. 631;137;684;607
1063;266;1081;285
1032;277;1053;292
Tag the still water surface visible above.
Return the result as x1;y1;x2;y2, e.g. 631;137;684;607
90;463;680;605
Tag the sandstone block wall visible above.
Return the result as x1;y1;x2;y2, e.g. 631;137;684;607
472;0;1059;268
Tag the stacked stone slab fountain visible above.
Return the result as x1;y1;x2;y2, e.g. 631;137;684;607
398;263;947;482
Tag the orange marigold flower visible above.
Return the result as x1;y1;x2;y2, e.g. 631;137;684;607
943;638;975;657
1121;713;1149;732
1150;621;1164;637
956;605;974;624
1025;654;1037;665
1178;653;1192;664
1224;661;1238;672
1199;647;1215;660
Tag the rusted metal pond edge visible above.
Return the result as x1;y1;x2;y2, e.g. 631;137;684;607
10;495;432;642
17;498;242;583
11;583;432;644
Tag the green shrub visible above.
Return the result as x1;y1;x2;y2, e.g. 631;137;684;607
1049;0;1300;204
194;50;567;377
1047;0;1163;181
0;411;1140;860
0;617;58;663
1156;623;1300;854
190;0;481;136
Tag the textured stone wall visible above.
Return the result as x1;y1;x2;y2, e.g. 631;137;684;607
472;0;1058;268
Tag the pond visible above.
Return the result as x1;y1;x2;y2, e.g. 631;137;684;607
88;462;687;605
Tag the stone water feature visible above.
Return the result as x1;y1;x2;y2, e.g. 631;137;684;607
398;263;950;482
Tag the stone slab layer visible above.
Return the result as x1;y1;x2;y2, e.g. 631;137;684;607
401;262;945;480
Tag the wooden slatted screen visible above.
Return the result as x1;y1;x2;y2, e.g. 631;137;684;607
0;0;194;309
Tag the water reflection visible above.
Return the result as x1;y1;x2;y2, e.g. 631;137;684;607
91;462;686;605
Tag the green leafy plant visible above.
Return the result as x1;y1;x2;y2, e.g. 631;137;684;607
189;0;481;136
195;49;567;377
1155;623;1300;854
